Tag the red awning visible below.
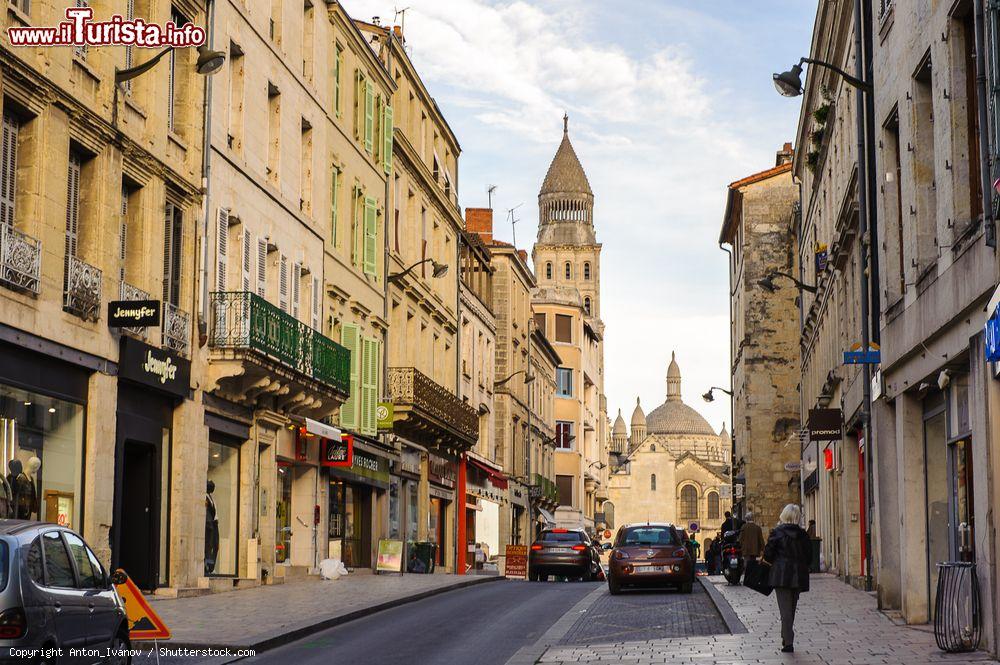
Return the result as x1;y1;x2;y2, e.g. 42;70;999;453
468;457;508;490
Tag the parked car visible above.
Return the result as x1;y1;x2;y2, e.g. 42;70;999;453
0;520;131;664
528;528;600;581
607;523;694;594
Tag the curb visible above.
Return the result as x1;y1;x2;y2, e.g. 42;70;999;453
161;575;505;657
504;584;606;665
698;576;748;634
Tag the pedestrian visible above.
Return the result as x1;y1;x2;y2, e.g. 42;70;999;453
704;537;714;573
806;519;816;538
761;504;812;653
721;511;738;534
738;511;765;564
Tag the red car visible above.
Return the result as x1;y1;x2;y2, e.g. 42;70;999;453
607;523;694;594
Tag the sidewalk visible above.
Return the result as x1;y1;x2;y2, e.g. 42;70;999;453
145;571;502;650
538;575;999;664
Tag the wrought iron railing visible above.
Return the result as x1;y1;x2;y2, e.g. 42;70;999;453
0;224;41;294
209;291;350;394
163;302;190;357
63;255;102;321
118;280;151;340
388;367;478;443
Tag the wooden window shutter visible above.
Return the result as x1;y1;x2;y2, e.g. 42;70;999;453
382;105;393;174
256;237;267;297
334;46;342;117
216;207;229;291
64;152;81;292
360;336;381;435
352;186;362;268
291;261;301;318
331;167;339;246
119;185;128;284
364;80;374;154
555;314;572;343
311;275;320;330
241;228;252;291
278;254;288;311
363;196;377;276
162;202;173;302
339;323;361;430
1;112;18;227
354;70;363;140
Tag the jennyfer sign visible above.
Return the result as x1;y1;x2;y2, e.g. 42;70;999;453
108;299;161;328
118;336;190;399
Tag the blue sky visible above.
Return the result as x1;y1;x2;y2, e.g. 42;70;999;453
343;0;816;432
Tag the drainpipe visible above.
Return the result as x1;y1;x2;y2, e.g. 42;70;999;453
197;0;217;342
719;241;735;512
975;0;996;247
382;31;393;404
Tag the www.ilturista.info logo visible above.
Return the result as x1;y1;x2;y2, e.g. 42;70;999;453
7;7;205;48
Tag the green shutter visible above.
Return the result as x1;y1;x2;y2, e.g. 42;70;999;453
364;80;374;154
354;70;364;139
339;323;361;430
363;196;377;276
382;105;393;174
334;46;342;118
352;186;361;268
331;167;339;247
360;336;380;436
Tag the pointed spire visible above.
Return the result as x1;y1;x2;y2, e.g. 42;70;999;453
667;351;682;402
563;112;569;134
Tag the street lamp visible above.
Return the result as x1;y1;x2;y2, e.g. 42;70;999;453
493;369;534;389
387;258;449;284
115;44;226;86
758;271;817;294
773;57;872;97
702;387;733;403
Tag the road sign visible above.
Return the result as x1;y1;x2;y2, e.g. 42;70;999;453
603;529;612;539
689;522;699;533
113;569;170;640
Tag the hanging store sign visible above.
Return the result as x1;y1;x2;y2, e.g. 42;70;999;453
844;342;881;365
323;434;354;467
108;299;161;328
377;402;394;431
118;336;190;399
985;285;1000;362
814;243;828;274
428;455;455;488
808;408;843;441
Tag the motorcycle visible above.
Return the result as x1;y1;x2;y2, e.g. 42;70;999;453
721;529;743;585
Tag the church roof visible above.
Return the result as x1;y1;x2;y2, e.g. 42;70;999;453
630;397;646;427
540;116;592;196
613;409;627;436
647;353;717;436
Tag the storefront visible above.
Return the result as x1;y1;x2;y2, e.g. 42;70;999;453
203;406;250;578
392;446;422;546
112;336;190;591
428;453;456;568
465;457;507;564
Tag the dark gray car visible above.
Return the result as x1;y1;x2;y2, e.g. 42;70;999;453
0;520;130;664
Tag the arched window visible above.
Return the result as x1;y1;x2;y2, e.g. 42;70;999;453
584;296;591;315
679;485;698;522
707;491;720;520
583;262;591;280
564;262;572;279
650;474;656;491
545;262;552;279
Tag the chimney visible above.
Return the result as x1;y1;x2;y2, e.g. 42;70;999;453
517;249;528;264
393;25;404;42
465;208;493;244
776;142;794;166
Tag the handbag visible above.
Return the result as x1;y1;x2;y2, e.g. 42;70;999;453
743;558;773;596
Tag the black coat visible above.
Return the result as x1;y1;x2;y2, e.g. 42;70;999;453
763;523;811;591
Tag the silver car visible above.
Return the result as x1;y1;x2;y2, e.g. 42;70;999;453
0;520;130;664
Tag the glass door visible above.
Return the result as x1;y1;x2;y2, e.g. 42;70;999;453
275;463;292;564
923;393;948;619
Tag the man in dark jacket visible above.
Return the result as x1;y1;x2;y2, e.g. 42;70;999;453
738;512;765;562
762;505;812;653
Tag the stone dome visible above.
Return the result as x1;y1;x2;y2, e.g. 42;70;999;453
613;409;627;436
630;397;646;427
646;353;717;436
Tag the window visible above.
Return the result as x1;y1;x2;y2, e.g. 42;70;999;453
545;262;552;279
269;0;281;44
74;0;88;59
331;166;340;246
334;44;343;117
556;475;573;506
959;7;983;223
679;485;698;522
584;296;591;316
302;1;314;81
650;474;656;491
300;119;313;212
278;254;288;311
555;420;573;450
620;526;680;547
533;312;545;335
583;262;591;280
707;491;720;520
382;103;393;174
564;261;571;279
540;529;583;542
555;314;572;343
63;532;101;588
228;42;245;152
557;367;573;397
339;325;382;435
363;196;378;277
163;200;183;305
0;111;19;227
883;109;904;296
64;150;82;291
911;53;937;270
267;83;281;182
207;436;240;576
41;532;75;587
26;539;42;585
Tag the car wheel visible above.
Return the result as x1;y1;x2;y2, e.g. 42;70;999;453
680;580;693;594
539;573;549;582
581;567;593;582
528;570;538;582
106;631;133;665
608;578;621;595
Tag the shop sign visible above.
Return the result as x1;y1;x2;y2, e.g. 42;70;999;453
814;243;828;274
377;402;394;431
376;539;404;574
428;455;455;488
824;447;835;471
986;285;1000;362
784;461;802;472
332;449;390;486
108;299;161;328
844;342;881;365
808;408;843;441
504;544;528;579
871;366;883;400
734;484;744;499
118;336;190;398
718;485;732;499
322;434;354;467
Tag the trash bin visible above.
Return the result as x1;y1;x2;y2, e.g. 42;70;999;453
934;562;981;652
407;541;437;574
809;538;822;574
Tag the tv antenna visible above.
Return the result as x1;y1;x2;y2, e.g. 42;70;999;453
506;203;523;247
487;184;497;210
394;6;410;35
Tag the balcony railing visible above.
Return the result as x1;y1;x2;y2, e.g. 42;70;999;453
0;224;41;294
118;280;151;340
63;255;102;321
209;291;350;394
388;367;478;445
163;302;190;357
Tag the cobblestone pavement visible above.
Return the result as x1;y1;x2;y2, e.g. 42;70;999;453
557;584;726;645
538;575;1000;664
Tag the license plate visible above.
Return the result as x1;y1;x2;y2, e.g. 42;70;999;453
636;565;666;573
729;558;739;565
550;547;573;554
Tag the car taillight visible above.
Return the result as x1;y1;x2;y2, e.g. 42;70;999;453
530;544;543;551
613;550;629;560
673;549;688;558
571;544;587;551
0;607;26;639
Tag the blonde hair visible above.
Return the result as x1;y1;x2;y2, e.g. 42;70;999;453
779;504;801;525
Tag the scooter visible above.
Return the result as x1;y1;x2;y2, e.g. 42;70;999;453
722;530;743;585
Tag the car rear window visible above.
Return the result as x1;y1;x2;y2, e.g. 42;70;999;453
540;530;584;543
621;527;680;546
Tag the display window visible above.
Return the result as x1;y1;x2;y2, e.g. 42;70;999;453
207;438;240;576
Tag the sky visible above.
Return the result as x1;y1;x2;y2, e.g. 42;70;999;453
343;0;816;433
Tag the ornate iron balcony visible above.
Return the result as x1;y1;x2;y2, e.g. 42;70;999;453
388;367;478;447
163;302;190;357
0;224;41;294
63;255;102;321
209;291;350;394
118;280;151;340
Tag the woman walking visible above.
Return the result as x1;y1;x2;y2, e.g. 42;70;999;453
762;504;812;653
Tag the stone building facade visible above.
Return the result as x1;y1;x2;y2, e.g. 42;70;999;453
720;146;801;531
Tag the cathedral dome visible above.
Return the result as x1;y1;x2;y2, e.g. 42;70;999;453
630;398;646;427
646;353;716;436
613;409;627;436
540;115;592;196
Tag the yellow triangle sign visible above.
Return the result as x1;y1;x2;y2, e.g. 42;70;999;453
113;569;171;641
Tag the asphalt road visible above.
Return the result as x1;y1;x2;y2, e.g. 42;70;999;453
241;579;600;665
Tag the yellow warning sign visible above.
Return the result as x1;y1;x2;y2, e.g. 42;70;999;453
112;569;171;641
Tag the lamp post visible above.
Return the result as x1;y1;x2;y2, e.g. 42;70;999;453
387;258;449;284
774;0;879;591
757;271;817;294
701;387;733;403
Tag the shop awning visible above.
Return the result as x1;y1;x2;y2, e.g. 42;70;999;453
536;507;557;527
467;457;508;489
305;417;341;440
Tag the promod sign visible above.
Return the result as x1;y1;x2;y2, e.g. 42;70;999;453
808;408;843;442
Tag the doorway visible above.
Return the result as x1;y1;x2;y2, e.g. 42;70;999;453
275;463;292;564
119;441;159;590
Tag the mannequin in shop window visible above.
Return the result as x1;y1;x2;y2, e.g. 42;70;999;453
205;480;219;574
0;462;13;519
6;459;37;519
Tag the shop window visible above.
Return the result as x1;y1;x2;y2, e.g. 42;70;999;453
405;481;418;543
275;464;292;564
0;384;84;528
556;474;573;507
206;437;240;576
555;314;572;343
